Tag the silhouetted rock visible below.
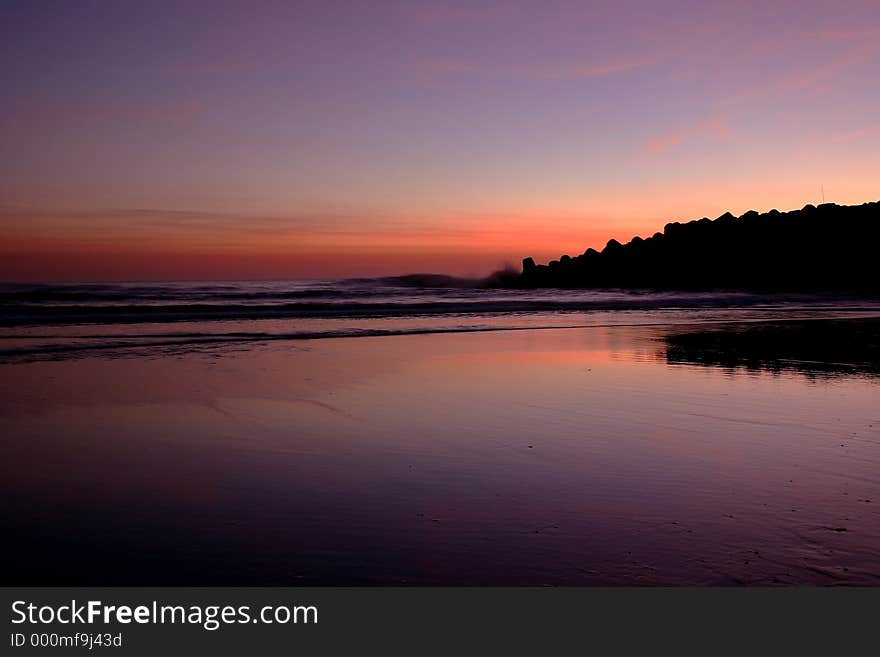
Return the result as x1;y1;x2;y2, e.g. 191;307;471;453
512;200;880;292
603;239;622;253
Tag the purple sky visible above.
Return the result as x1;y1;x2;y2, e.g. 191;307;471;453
2;1;878;280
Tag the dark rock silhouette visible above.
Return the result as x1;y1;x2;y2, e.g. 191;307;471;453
510;201;880;292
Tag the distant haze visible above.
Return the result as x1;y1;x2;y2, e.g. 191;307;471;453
2;1;879;281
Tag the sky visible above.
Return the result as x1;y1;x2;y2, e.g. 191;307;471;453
1;0;879;281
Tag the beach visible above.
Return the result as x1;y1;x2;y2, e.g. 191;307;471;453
2;283;879;585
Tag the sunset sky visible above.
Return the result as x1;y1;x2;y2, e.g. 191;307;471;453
2;0;878;281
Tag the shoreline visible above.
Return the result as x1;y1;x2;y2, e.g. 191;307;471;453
3;309;880;364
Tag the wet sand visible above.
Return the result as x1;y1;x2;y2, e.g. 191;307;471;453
1;319;879;585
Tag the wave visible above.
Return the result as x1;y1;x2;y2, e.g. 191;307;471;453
353;273;490;288
5;296;880;327
0;280;496;308
3;278;880;343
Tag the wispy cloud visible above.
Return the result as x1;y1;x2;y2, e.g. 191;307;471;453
528;54;661;80
417;51;661;82
403;5;502;26
724;42;879;103
646;113;732;155
3;99;208;130
810;27;880;42
831;124;880;143
90;100;208;125
0;206;623;252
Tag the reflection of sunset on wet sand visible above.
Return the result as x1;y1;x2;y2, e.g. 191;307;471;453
4;324;878;585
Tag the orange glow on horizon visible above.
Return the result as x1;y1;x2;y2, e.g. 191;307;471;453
2;185;877;282
0;208;646;281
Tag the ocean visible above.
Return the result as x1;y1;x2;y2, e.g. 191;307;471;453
2;279;879;362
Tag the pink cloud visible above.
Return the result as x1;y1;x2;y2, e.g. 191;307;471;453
646;113;732;155
831;125;880;143
811;27;880;42
726;42;879;102
2;98;207;133
416;51;662;82
532;53;662;80
95;99;207;124
404;5;501;25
